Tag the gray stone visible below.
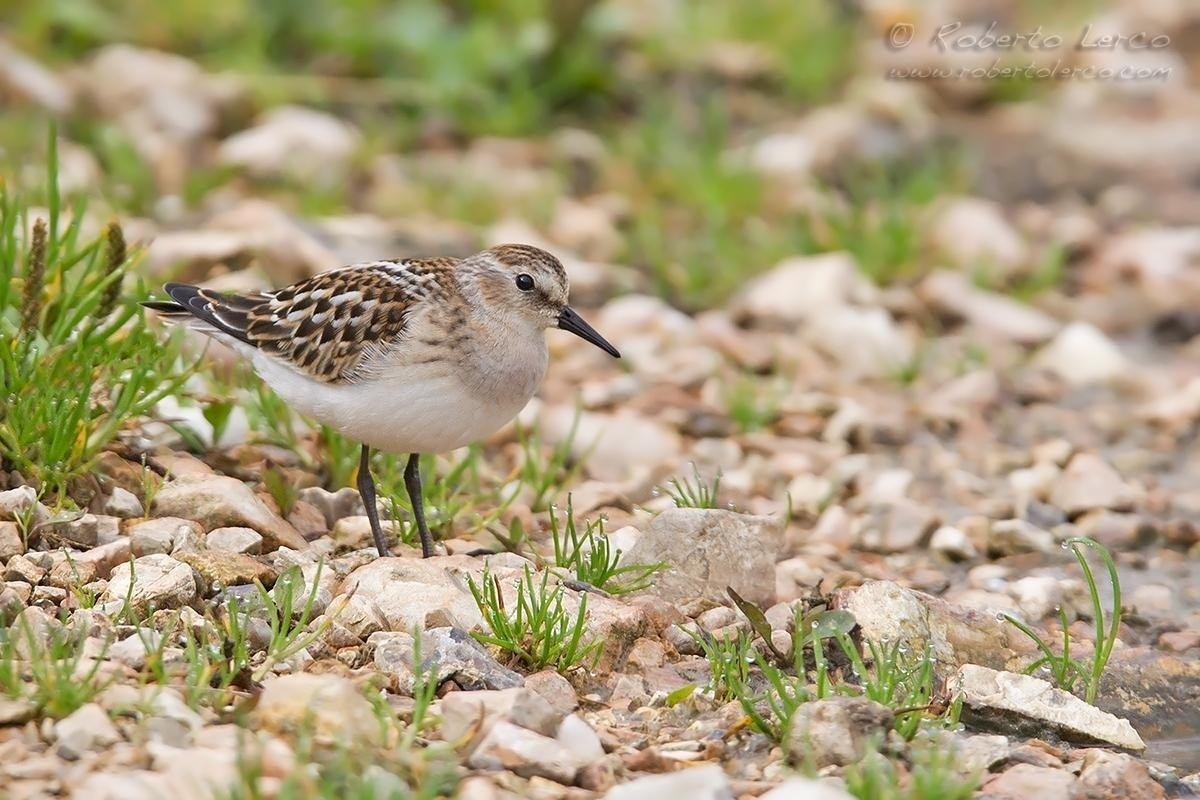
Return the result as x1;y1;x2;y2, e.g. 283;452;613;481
619;508;781;607
252;673;380;750
440;687;562;743
603;763;733;800
371;628;523;694
1049;453;1140;517
837;580;1020;675
930;525;978;561
981;764;1075;800
0;486;48;525
297;486;363;527
204;526;263;554
151;474;306;552
104;487;144;518
758;777;856;800
523;670;579;718
556;713;604;762
217;105;361;185
988;519;1057;556
0;521;26;562
128;517;205;557
786;696;893;768
733;252;878;325
956;664;1144;751
1033;322;1129;386
467;720;584;784
342;556;487;632
103;554;199;613
55;703;121;759
920;271;1059;344
0;40;74;113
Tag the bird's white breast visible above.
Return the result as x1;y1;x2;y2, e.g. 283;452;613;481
247;327;549;455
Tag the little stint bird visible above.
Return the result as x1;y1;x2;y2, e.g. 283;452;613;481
144;243;620;558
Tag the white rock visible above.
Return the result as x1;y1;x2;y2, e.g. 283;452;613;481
1049;453;1140;516
758;777;855;800
468;720;584;784
218;106;361;185
556;713;604;762
618;508;781;607
103;487;144;518
603;763;733;800
1033;322;1129;386
956;664;1144;751
103;554;199;613
1007;575;1062;621
930;525;978;561
806;305;914;378
341;555;486;632
205;526;263;554
253;673;380;749
920;271;1060;344
0;40;74;113
0;486;49;525
539;407;681;483
931;197;1029;279
55;703;121;759
733;252;877;324
151;474;306;551
440;687;563;743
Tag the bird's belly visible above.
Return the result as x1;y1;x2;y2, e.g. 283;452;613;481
253;356;532;455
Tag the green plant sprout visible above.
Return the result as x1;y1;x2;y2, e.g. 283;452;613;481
1002;536;1122;704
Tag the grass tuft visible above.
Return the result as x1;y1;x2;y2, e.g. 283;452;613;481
547;497;665;595
467;564;600;673
1002;535;1121;704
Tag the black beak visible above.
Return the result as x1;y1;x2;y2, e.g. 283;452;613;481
557;306;620;358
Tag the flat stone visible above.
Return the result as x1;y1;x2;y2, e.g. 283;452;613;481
103;487;144;518
371;628;523;694
1049;453;1140;517
956;664;1145;751
920;271;1059;344
204;526;263;554
733;252;878;325
1033;322;1129;386
467;720;584;785
786;696;893;768
0;520;23;561
440;687;562;743
837;581;1021;675
603;763;733;800
342;555;487;632
151;474;306;552
252;673;380;750
758;777;856;800
981;763;1075;800
55;703;121;759
619;508;781;607
103;554;200;613
176;550;277;589
1072;748;1166;799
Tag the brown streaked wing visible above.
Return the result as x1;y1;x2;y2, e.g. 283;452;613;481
202;259;457;384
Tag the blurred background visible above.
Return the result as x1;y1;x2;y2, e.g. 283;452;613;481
1;0;1195;316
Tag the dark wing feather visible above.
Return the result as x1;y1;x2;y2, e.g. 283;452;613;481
145;259;457;384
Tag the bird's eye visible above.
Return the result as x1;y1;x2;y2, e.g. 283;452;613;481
515;273;535;292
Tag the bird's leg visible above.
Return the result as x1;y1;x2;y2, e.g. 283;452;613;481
358;444;389;557
405;453;435;558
